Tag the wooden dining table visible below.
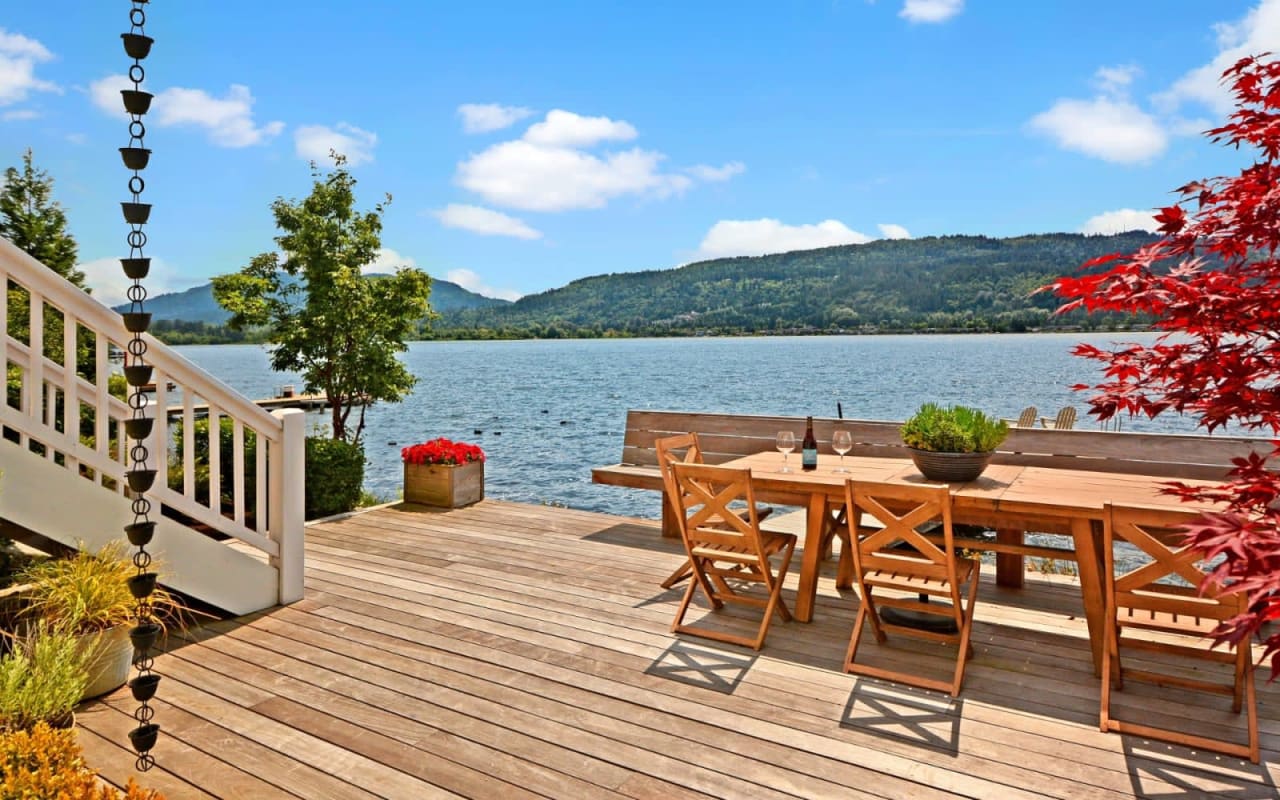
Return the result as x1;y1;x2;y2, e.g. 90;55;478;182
719;451;1217;672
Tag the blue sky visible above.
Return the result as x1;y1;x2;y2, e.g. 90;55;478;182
0;0;1274;305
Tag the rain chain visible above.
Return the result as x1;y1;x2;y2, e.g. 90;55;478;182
119;0;161;771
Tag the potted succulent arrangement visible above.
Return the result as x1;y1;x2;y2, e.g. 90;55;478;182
402;437;486;508
17;542;182;700
900;402;1010;482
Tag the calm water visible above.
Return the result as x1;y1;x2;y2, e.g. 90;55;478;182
174;333;1197;520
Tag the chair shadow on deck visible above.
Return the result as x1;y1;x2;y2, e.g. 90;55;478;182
1120;737;1277;799
840;679;964;754
644;640;756;694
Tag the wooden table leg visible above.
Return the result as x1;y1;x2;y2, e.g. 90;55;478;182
661;496;680;538
1071;517;1106;676
793;492;828;623
995;528;1025;588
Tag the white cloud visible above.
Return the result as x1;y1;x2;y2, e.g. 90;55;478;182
79;256;191;308
1094;64;1140;97
687;161;745;182
1155;0;1280;116
522;110;637;148
362;247;417;276
294;122;377;166
1079;208;1158;235
90;76;283;147
695;218;873;259
899;0;964;24
1028;97;1167;163
878;223;911;239
454;108;735;212
2;109;38;121
0;28;58;106
458;103;534;134
433;203;542;240
156;85;284;147
457;138;691;212
445;268;522;301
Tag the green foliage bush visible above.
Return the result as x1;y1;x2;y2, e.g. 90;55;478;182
305;436;364;519
900;403;1009;453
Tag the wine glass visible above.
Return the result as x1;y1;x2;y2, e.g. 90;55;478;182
832;429;853;473
776;431;796;472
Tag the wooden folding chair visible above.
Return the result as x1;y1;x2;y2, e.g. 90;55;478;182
669;462;797;650
1100;504;1259;763
1015;406;1038;428
843;480;979;696
655;433;776;589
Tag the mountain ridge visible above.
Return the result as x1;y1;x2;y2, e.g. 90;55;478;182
121;275;509;324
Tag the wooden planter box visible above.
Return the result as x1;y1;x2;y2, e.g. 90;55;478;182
404;460;484;508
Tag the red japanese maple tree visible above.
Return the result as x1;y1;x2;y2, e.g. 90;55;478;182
1047;54;1280;678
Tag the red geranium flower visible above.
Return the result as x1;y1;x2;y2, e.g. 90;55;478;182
401;437;485;466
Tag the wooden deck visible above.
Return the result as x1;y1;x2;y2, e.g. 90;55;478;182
78;500;1278;799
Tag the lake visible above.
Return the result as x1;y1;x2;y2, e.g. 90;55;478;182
175;332;1196;520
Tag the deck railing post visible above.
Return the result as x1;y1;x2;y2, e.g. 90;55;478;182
271;408;306;604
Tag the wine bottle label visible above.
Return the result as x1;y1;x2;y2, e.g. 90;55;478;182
802;446;817;469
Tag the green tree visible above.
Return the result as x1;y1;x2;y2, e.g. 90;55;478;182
211;155;432;444
0;149;84;287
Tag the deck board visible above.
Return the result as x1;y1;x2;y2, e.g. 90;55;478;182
81;500;1280;799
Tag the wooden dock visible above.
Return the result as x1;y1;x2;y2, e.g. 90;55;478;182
77;501;1279;798
162;393;332;417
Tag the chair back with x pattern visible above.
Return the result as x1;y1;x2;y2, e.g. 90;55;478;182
1101;503;1259;762
843;480;979;696
656;433;703;522
668;461;796;650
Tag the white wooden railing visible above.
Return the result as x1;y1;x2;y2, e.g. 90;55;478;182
0;237;304;604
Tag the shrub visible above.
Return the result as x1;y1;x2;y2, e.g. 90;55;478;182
0;625;87;732
0;722;165;798
305;436;364;519
900;403;1009;453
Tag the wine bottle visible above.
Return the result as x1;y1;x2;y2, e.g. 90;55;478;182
801;416;818;471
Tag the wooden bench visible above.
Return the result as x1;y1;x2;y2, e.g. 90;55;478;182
592;409;1272;585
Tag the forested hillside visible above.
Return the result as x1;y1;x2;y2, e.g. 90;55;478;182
429;231;1158;339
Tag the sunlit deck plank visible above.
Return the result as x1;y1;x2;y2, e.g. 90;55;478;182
81;500;1279;799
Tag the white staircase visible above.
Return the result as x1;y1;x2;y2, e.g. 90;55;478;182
0;237;304;615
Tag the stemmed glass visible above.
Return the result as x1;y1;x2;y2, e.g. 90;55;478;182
776;431;796;473
832;429;853;473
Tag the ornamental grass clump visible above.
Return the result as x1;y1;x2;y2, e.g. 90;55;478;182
900;403;1009;453
17;541;181;635
0;624;87;732
401;437;485;466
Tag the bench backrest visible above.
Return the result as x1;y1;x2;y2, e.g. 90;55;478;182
619;409;1274;481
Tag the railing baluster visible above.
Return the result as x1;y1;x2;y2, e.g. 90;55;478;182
207;404;220;514
255;427;267;534
62;310;78;474
95;333;110;471
183;392;195;501
152;369;167;486
27;288;42;424
232;418;245;526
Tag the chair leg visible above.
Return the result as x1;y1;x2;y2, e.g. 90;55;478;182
845;603;869;673
861;587;888;644
660;558;694;589
950;569;980;697
1100;620;1119;733
1245;654;1260;764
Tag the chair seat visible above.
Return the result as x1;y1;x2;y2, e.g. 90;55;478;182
1115;605;1227;637
863;557;975;597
